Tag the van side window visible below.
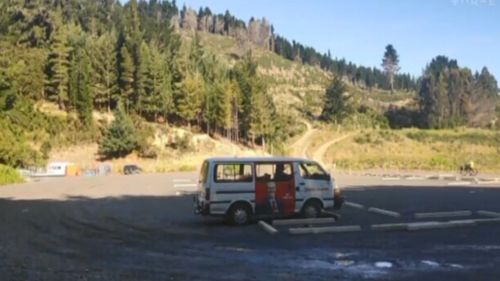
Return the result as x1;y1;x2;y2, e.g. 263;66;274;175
214;163;253;182
299;162;328;180
256;163;293;182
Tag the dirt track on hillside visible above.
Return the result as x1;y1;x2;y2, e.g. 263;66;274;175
289;120;316;157
288;121;354;165
312;133;355;166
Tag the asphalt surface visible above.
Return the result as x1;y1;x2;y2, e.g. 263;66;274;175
0;173;499;281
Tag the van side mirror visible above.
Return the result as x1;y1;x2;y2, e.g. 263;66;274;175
326;173;331;180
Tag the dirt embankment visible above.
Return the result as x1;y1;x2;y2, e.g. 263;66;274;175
50;128;268;173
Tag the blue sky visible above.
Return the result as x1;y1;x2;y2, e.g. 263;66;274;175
172;0;500;79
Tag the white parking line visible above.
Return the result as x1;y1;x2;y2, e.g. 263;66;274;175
174;183;197;188
344;201;365;209
476;181;500;185
173;179;192;183
406;220;475;231
415;210;472;219
371;223;408;231
371;217;500;232
367;207;401;218
405;176;425;180
288;225;361;235
477;210;500;217
258;221;278;235
447;181;471;186
382;177;400;181
469;217;500;224
272;218;336;226
175;191;196;196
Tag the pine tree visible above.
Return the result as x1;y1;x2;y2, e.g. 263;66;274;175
137;41;151;116
137;43;175;122
320;76;352;123
98;105;138;159
233;52;258;141
69;45;93;127
178;71;204;127
1;44;46;100
469;67;498;126
119;45;134;113
476;67;498;97
125;0;143;113
188;32;204;72
382;44;400;93
417;56;493;128
249;82;273;149
155;49;175;121
221;79;239;140
203;78;226;135
46;25;71;110
89;33;118;112
163;28;182;119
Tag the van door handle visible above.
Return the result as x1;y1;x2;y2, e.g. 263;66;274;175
299;182;305;186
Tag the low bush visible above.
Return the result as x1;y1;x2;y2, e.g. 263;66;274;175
167;133;194;152
0;164;24;185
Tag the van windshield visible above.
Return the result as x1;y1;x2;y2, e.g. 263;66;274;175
299;162;329;180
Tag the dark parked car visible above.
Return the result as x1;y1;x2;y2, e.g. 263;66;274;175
123;164;143;175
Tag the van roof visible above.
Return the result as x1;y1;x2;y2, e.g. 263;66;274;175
205;156;315;163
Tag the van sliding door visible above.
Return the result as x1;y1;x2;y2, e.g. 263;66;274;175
254;162;295;216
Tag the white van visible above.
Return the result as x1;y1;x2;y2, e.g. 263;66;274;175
46;161;72;177
193;157;343;225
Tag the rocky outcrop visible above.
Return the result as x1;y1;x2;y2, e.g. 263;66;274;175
197;14;212;32
248;18;271;48
212;15;225;34
170;14;180;30
175;9;272;50
180;8;197;30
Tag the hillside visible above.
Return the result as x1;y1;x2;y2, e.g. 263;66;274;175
0;0;499;182
26;28;414;175
195;31;414;118
42;30;415;173
37;101;268;173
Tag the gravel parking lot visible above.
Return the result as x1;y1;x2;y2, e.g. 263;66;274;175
1;173;499;281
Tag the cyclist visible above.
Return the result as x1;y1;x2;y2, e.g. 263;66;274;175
464;160;474;172
460;160;478;176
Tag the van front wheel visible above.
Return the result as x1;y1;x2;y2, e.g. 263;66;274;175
227;203;251;225
302;200;321;218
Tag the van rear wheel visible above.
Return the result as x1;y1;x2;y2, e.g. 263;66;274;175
227;203;251;225
302;201;321;218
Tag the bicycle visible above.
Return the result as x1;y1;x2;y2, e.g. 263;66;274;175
459;165;478;176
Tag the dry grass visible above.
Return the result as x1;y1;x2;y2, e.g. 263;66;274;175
323;128;500;172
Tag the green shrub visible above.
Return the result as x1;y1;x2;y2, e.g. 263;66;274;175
167;133;194;152
0;164;24;185
134;119;157;159
98;108;139;159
